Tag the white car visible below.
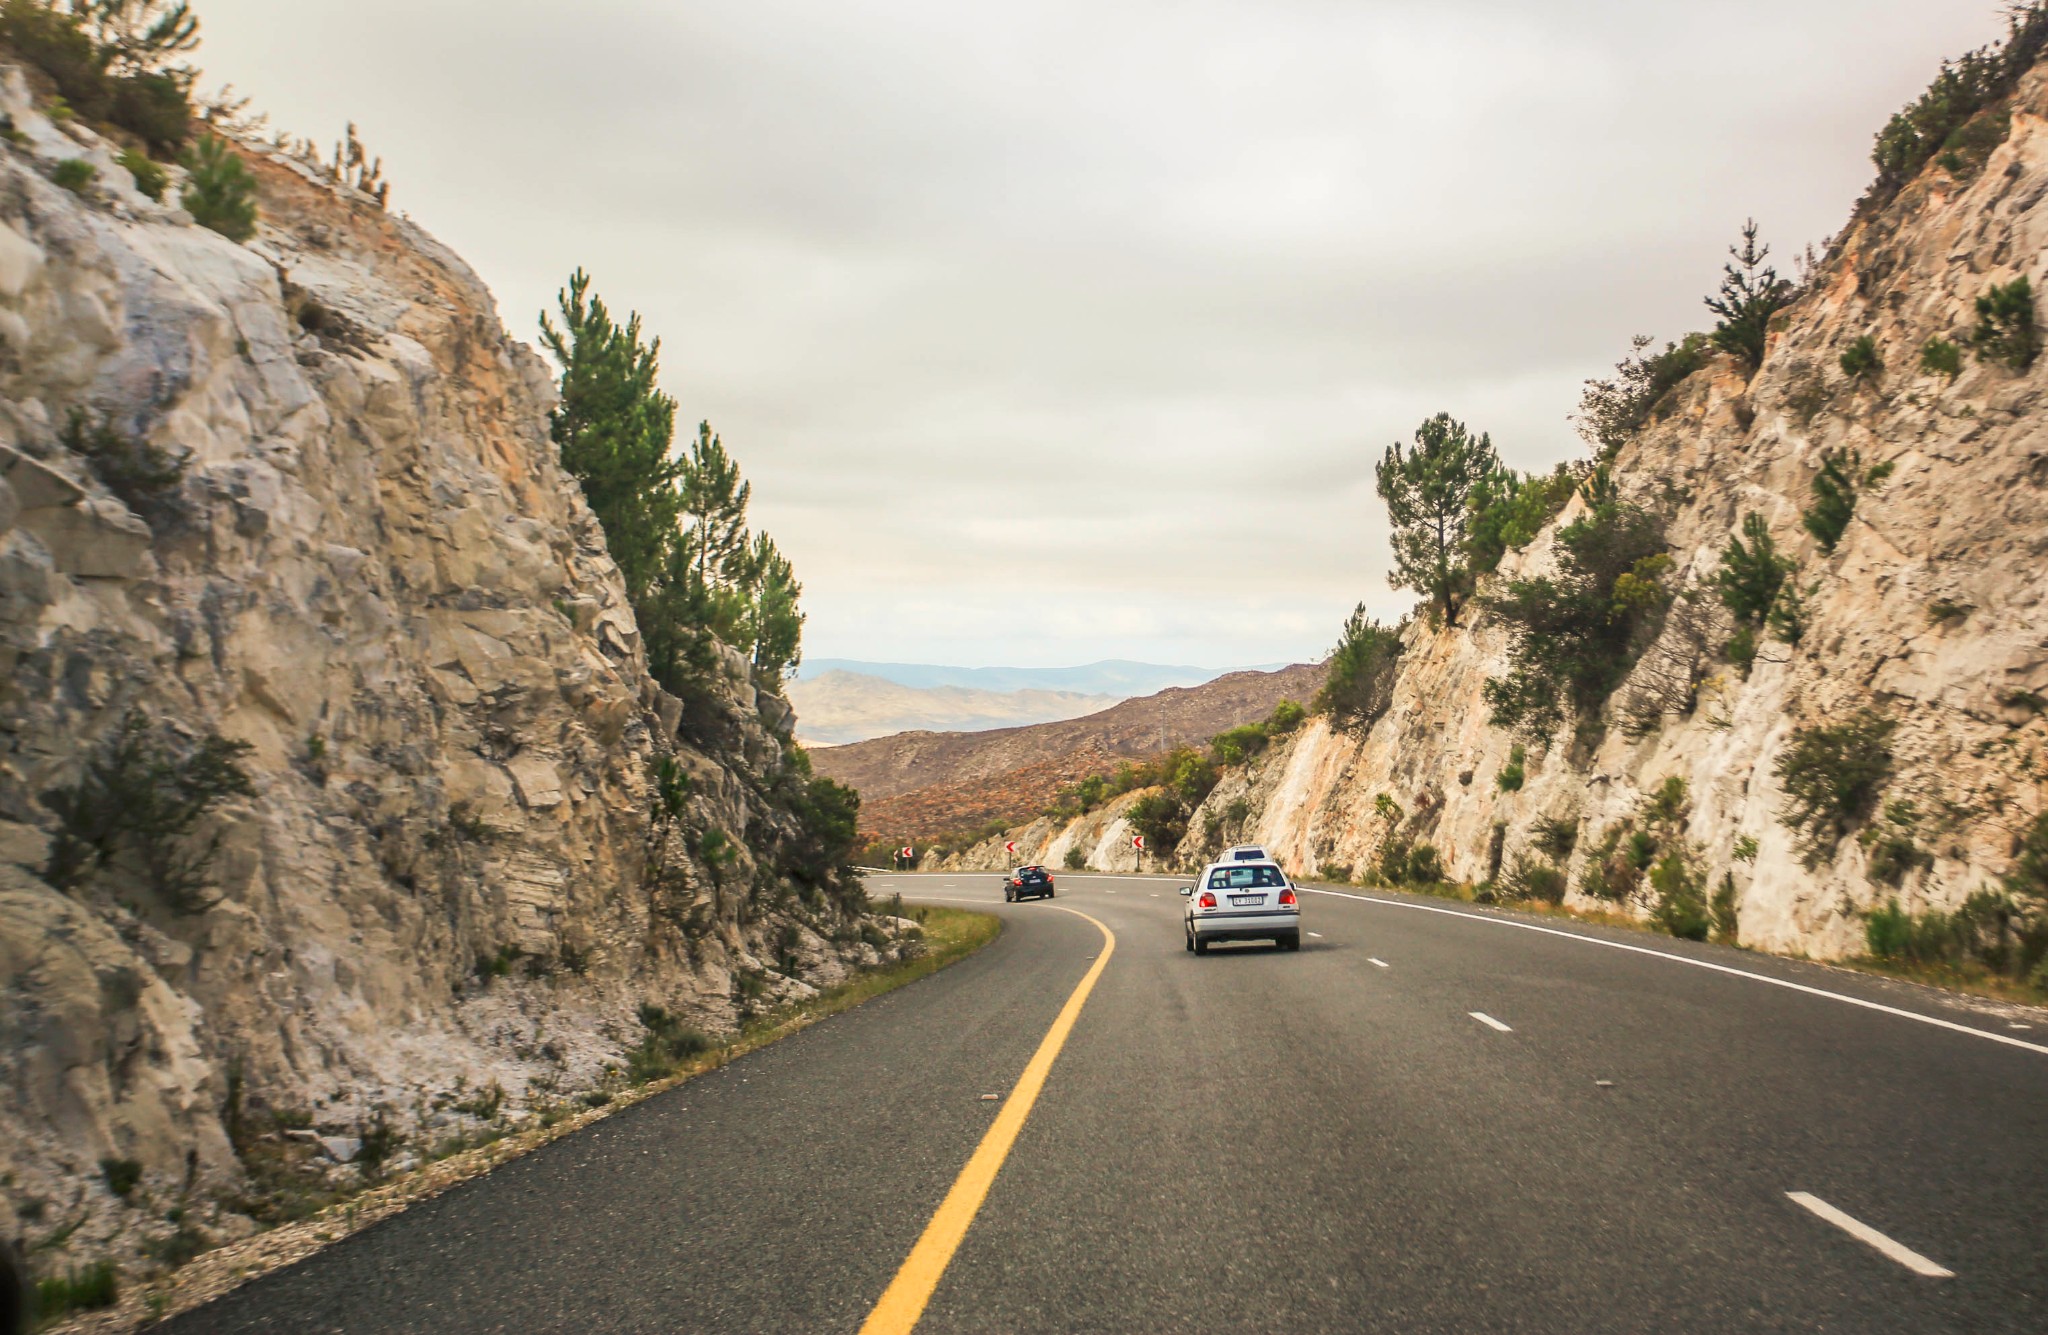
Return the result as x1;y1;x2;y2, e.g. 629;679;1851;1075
1181;857;1300;954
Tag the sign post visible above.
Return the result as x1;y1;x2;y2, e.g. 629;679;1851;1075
1132;833;1145;874
899;845;914;871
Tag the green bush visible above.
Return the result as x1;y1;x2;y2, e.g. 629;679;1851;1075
1576;826;1635;902
118;146;167;199
1861;799;1934;886
34;1260;119;1323
1465;463;1580;575
2012;811;2048;900
1705;220;1793;372
1495;744;1525;792
52;156;96;192
1649;849;1710;941
1062;845;1087;871
1868;5;2048;203
1500;855;1565;905
62;408;185;509
1969;276;2040;371
0;0;199;151
42;710;254;911
1531;814;1578;859
1801;448;1892;554
1316;606;1404;735
101;1156;143;1198
1715;513;1792;627
1210;723;1270;768
627;1004;713;1083
179;132;258;241
1838;335;1882;381
1404;843;1443;884
1774;710;1896;865
1919;335;1962;380
1710;873;1739;944
1266;699;1306;734
1575;333;1710;458
1726;623;1758;676
1482;470;1669;738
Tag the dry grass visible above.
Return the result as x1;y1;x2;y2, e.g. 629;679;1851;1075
54;906;1001;1335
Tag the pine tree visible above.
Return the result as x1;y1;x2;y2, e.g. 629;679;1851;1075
743;532;804;686
1705;219;1793;372
540;271;681;605
677;422;751;600
1714;513;1792;625
1376;413;1500;627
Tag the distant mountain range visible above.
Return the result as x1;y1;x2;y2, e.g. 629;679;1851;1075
808;662;1327;837
798;659;1281;697
785;671;1121;746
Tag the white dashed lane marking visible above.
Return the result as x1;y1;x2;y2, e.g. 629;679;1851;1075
1786;1193;1954;1278
1308;931;1323;938
1470;1012;1513;1033
1368;958;1389;968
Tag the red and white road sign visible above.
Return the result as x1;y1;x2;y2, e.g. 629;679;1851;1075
1132;834;1145;850
900;846;914;859
1004;841;1017;854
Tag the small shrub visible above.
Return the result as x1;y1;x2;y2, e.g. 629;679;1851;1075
1627;829;1657;871
1861;799;1934;886
1710;873;1739;944
1927;598;1972;623
61;409;186;509
2011;810;2048;900
1405;843;1444;884
1919;336;1962;380
453;1080;505;1121
1645;776;1688;825
1715;513;1793;627
1501;856;1566;905
1317;607;1404;734
356;1113;401;1178
42;711;255;912
1532;814;1578;859
474;943;521;984
1732;834;1759;863
1802;448;1893;553
1577;826;1637;902
1650;849;1711;941
1838;335;1882;381
1496;744;1526;792
179;133;259;242
1864;899;1912;959
1726;624;1759;676
1062;845;1087;871
52;156;97;193
1969;276;2039;371
1774;710;1896;865
100;1157;143;1199
1575;333;1710;457
34;1261;119;1323
1266;699;1307;734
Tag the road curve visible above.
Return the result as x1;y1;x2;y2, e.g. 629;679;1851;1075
169;872;2048;1333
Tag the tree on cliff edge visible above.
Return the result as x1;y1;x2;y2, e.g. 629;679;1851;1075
1376;413;1499;628
540;270;682;606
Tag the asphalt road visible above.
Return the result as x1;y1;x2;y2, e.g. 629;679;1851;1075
169;872;2048;1333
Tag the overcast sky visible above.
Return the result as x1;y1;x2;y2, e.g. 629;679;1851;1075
197;1;2005;669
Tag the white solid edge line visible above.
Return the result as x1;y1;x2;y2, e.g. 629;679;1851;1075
1785;1192;1954;1278
1470;1011;1513;1032
1301;887;2048;1058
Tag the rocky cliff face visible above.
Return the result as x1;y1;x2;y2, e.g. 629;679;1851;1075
1194;66;2048;955
0;64;871;1267
972;66;2048;957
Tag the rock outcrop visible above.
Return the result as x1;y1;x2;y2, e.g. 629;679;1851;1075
955;66;2048;960
0;63;871;1272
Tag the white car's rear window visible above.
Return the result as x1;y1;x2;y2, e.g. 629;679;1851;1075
1207;865;1285;889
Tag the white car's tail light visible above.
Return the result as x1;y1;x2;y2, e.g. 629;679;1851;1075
1279;887;1297;907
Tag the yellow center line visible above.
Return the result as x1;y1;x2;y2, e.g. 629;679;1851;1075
857;905;1117;1335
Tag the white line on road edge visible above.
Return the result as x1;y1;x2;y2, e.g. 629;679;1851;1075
1470;1012;1513;1032
1786;1192;1954;1278
1368;957;1389;968
1300;888;2048;1058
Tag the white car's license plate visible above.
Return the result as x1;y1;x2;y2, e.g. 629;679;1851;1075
1229;894;1263;907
